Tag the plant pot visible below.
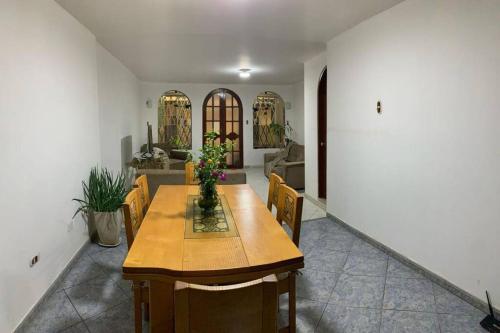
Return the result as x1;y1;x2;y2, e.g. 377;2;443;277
86;211;98;243
93;210;123;247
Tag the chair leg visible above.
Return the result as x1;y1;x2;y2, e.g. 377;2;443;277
288;272;296;333
133;284;143;333
144;302;150;321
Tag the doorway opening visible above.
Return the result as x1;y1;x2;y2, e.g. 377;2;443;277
318;67;327;200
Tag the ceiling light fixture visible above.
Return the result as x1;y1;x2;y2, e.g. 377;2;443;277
239;68;251;79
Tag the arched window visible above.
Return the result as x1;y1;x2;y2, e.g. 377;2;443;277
252;91;285;148
202;88;243;169
158;90;192;149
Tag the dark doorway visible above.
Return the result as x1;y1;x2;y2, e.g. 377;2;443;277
202;88;244;169
318;67;327;199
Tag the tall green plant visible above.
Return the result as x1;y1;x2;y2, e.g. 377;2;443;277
73;167;127;217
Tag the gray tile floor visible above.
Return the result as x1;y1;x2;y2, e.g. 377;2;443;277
16;168;485;333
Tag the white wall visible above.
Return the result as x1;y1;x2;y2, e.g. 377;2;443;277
97;44;141;174
304;53;327;200
0;1;100;331
140;82;296;166
290;80;305;145
326;0;500;305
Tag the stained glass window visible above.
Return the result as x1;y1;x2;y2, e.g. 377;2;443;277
158;90;192;149
252;91;285;148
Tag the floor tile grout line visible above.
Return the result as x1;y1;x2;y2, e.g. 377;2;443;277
58;257;109;292
377;254;390;333
320;303;451;315
312;231;351;332
83;298;132;324
313;301;328;332
431;281;443;333
315;245;350;329
62;289;89;332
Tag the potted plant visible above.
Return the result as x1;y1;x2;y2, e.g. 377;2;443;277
270;122;294;147
73;167;127;247
190;132;229;216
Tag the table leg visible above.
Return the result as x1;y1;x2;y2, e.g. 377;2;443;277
289;272;296;333
149;280;174;333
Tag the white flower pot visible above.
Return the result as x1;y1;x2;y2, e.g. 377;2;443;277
93;210;123;247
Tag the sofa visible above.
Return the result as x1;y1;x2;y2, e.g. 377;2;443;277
140;143;189;170
264;142;305;190
136;168;247;199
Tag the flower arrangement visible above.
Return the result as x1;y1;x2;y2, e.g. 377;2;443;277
190;131;229;214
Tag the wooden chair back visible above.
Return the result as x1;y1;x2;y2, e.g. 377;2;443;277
134;174;150;215
276;184;303;247
123;188;144;250
185;161;198;185
267;173;285;212
174;275;278;333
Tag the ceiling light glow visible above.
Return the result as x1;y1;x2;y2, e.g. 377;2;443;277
239;68;251;79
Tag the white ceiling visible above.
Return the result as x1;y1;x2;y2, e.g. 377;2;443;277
56;0;403;84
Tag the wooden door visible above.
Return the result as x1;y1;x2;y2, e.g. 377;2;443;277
318;67;327;199
203;88;244;169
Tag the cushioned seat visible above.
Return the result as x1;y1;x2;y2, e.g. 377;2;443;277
264;142;305;189
136;169;247;198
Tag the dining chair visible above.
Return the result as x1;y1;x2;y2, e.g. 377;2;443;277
185;161;198;185
174;275;279;333
276;184;303;333
123;189;149;333
134;174;150;216
276;184;303;247
267;173;285;213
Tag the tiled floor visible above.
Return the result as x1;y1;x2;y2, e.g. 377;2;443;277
244;167;326;221
16;168;485;333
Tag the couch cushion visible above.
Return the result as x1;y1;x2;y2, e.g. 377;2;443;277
169;159;185;170
169;149;189;160
286;144;304;162
136;169;247;198
141;143;172;154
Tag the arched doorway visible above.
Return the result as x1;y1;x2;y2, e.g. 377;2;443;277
202;88;244;169
318;67;327;199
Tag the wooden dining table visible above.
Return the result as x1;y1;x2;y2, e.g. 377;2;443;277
122;184;304;333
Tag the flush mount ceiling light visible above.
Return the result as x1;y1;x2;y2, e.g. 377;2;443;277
239;68;251;79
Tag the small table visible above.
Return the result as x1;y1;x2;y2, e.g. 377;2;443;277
122;184;304;333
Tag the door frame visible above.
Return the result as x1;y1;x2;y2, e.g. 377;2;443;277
202;88;244;169
317;67;327;199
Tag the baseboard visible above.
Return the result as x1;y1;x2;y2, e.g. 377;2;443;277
326;212;498;317
13;238;90;332
303;193;326;210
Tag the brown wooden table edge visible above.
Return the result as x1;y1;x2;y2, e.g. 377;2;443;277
122;260;304;284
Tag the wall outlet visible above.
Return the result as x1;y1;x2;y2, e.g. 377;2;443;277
29;254;40;267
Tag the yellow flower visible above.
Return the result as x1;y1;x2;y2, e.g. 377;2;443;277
207;159;213;164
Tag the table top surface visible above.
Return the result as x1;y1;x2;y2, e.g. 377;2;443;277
122;184;304;282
